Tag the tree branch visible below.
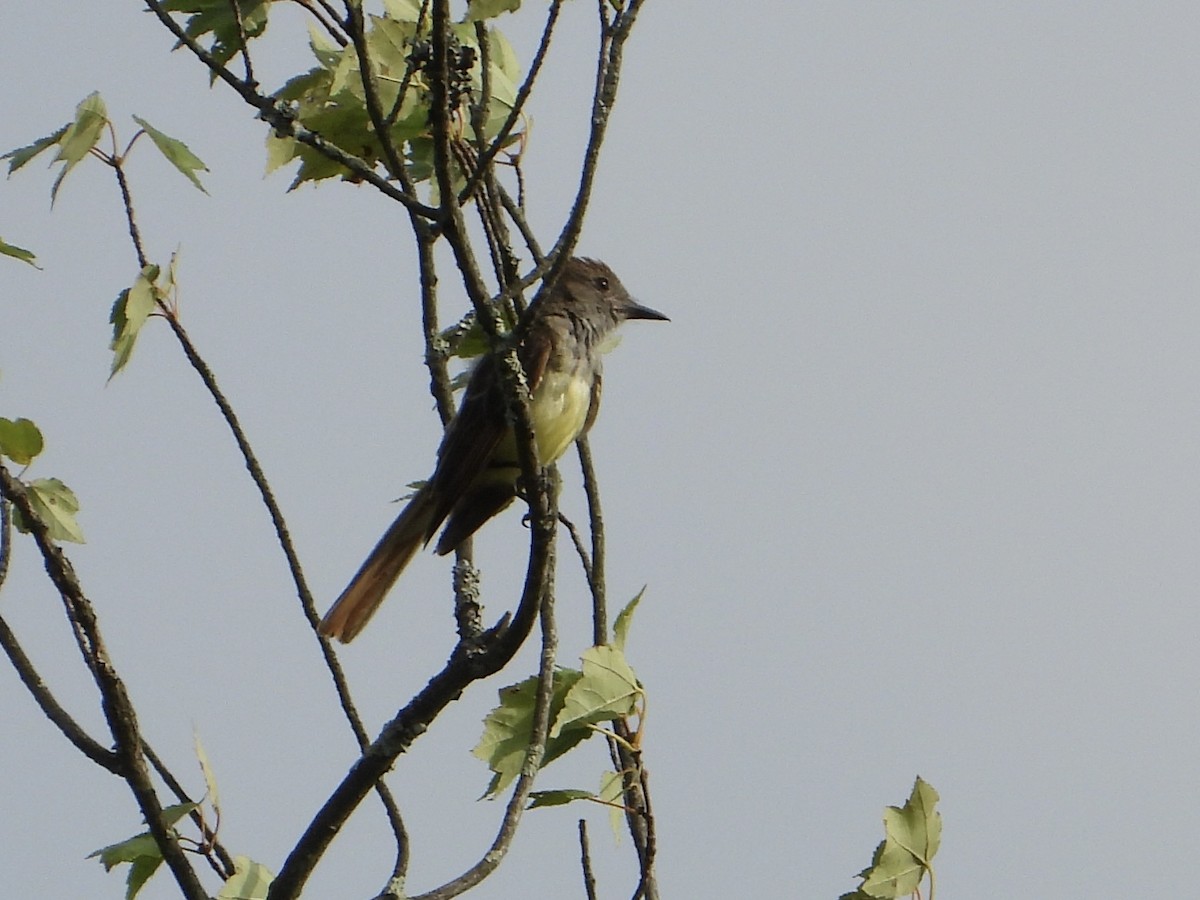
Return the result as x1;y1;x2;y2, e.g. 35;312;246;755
142;0;439;219
579;819;598;900
0;464;207;899
546;0;646;269
576;438;608;645
412;535;559;900
0;608;121;772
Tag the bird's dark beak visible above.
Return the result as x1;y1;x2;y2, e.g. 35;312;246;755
625;299;669;322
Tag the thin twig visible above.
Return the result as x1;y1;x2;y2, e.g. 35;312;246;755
0;610;121;771
577;438;607;645
557;510;595;596
579;819;598;900
288;0;348;46
343;0;408;183
112;162;148;268
546;0;646;269
227;0;256;86
0;489;10;588
107;152;411;872
266;518;554;900
143;742;236;879
496;181;543;265
385;0;431;129
456;0;563;205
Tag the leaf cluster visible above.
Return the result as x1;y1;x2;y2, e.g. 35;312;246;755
266;3;523;190
2;92;209;202
0;415;85;543
474;594;645;804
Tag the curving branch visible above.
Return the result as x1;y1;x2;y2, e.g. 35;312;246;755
412;537;559;900
576;438;608;645
0;464;208;900
0;610;121;772
107;148;412;876
267;507;555;899
546;0;647;272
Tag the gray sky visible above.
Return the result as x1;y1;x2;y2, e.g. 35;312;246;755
3;2;1198;898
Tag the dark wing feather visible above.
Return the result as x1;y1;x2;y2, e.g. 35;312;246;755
426;319;556;541
425;354;508;537
517;321;554;395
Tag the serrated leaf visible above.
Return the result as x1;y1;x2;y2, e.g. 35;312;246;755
160;0;270;76
89;802;198;900
550;645;641;738
306;21;342;69
854;777;940;899
52;93;108;204
109;266;162;378
612;587;644;653
0;417;45;465
473;670;590;798
217;856;274;900
13;478;85;543
2;125;68;175
464;0;521;22
89;802;198;867
132;117;209;193
526;789;595;809
0;237;41;268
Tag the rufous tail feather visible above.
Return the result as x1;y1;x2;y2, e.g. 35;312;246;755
318;487;437;642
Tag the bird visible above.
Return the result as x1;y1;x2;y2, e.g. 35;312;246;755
319;257;668;642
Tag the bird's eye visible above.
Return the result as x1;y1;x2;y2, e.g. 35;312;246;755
594;276;610;291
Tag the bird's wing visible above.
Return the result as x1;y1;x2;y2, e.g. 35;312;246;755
424;332;553;539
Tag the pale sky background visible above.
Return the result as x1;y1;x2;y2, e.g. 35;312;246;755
3;2;1198;898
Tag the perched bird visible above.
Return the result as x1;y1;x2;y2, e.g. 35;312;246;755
320;258;668;642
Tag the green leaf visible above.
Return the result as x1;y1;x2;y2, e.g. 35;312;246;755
0;417;45;465
217;856;274;900
0;237;41;268
853;777;941;899
2;125;68;175
109;265;162;378
526;789;595;809
132;117;209;193
599;769;625;842
473;670;591;798
13;478;85;543
612;587;644;653
464;0;521;22
160;0;270;75
89;802;199;900
52;92;108;205
550;645;641;738
382;0;424;21
475;27;521;138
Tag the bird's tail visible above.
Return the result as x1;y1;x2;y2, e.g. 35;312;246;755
319;487;437;642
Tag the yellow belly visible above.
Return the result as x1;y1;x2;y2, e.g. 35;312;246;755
494;370;593;467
